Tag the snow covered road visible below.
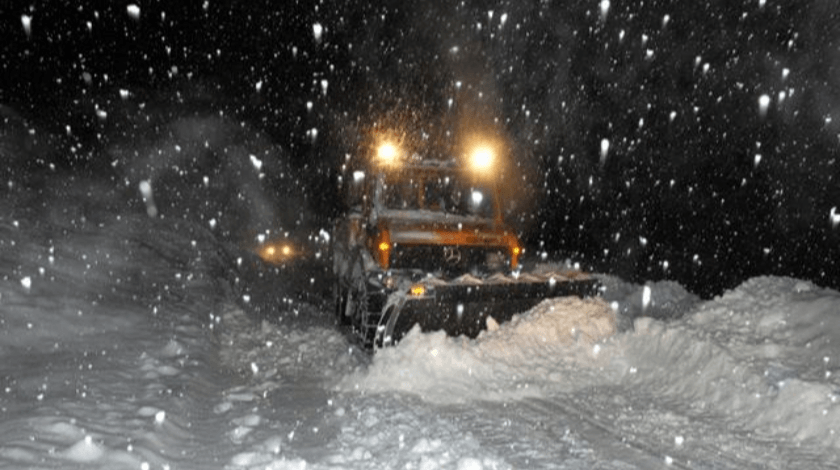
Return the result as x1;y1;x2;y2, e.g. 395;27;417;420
2;184;840;469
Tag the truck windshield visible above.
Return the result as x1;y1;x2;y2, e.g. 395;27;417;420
378;172;496;219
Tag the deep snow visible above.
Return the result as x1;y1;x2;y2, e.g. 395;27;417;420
2;179;840;470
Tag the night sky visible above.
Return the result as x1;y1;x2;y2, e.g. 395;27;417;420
3;0;840;298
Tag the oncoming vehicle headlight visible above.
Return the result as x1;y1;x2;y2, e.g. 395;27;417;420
410;284;426;296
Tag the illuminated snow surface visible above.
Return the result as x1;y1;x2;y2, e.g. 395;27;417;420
2;184;840;469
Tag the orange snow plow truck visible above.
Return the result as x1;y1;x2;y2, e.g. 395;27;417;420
332;133;600;348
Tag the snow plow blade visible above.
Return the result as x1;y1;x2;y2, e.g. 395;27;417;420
375;275;601;347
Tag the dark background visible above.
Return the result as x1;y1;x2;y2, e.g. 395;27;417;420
2;0;839;298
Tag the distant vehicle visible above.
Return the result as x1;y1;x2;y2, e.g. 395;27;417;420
332;130;600;348
255;238;298;265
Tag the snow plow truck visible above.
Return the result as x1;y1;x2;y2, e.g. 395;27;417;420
332;133;600;348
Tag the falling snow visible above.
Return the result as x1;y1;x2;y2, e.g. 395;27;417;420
126;4;141;21
599;138;610;165
758;94;771;117
21;15;32;37
599;0;611;22
3;2;840;466
313;23;323;43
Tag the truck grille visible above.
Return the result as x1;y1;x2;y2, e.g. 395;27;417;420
390;244;509;277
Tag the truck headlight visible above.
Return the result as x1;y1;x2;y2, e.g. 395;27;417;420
377;141;400;165
470;145;494;173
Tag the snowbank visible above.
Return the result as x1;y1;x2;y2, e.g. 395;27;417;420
340;296;619;403
342;276;840;450
611;276;840;447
